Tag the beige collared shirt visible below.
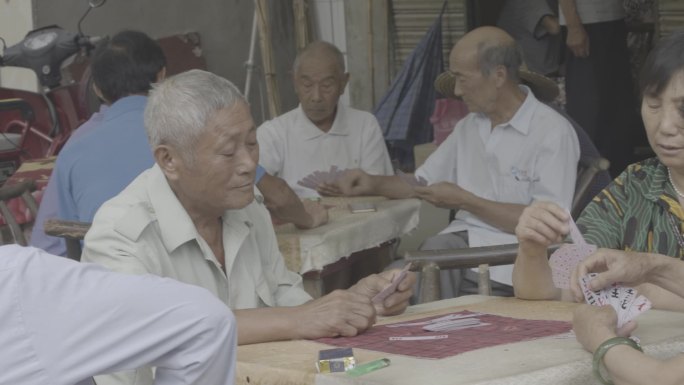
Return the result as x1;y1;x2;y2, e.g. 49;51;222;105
257;103;394;198
82;164;312;310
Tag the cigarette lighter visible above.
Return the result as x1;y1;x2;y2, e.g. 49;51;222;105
346;358;391;377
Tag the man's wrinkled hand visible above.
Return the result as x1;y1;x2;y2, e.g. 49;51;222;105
413;182;470;209
351;269;416;316
296;290;376;339
318;169;371;197
296;199;329;229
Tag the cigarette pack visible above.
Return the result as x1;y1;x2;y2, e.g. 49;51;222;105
316;347;356;373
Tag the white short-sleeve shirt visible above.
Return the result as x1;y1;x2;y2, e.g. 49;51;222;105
415;86;580;284
257;103;394;197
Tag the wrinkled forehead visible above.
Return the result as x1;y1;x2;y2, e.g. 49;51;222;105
205;102;255;138
295;54;344;79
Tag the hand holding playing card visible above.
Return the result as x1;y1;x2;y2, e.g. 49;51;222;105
413;181;471;209
569;248;654;302
352;266;415;316
578;273;651;329
297;166;347;192
372;263;411;304
548;215;597;289
318;168;372;197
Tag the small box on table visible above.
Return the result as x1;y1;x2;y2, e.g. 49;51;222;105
316;347;356;373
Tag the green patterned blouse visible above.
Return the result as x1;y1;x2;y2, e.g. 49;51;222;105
577;157;684;259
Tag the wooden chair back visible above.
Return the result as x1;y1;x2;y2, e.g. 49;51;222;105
43;218;90;261
0;179;38;245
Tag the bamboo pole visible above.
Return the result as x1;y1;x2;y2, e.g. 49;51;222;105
255;0;281;118
293;0;311;52
367;0;376;104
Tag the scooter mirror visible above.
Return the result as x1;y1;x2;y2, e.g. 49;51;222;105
88;0;106;8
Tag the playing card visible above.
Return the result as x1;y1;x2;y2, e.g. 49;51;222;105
549;243;597;289
386;312;485;328
297;175;319;190
579;274;651;328
548;216;597;289
606;282;624;311
372;263;411;304
567;215;587;245
297;166;347;190
422;318;487;332
579;273;608;306
621;294;651;327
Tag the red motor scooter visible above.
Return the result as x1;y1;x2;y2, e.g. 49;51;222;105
0;0;104;183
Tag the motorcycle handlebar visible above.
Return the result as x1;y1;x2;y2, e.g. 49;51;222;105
75;35;102;49
0;27;105;90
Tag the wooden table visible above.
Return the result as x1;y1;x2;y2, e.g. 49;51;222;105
273;196;421;297
236;296;684;385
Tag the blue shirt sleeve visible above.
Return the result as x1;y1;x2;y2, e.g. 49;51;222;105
255;165;266;183
55;156;79;222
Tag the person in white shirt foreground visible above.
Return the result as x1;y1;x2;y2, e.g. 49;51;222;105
0;245;236;385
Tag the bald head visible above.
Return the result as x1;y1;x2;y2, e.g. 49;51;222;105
293;41;346;76
292;41;349;131
451;26;522;83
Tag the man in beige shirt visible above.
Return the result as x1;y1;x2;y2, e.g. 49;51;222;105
82;69;415;385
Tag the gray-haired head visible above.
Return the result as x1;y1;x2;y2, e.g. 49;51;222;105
476;39;523;83
144;69;245;163
453;26;523;84
293;40;346;76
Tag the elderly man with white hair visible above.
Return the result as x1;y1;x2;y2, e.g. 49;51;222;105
82;69;416;385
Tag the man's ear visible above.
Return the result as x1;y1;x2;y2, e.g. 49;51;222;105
494;65;507;88
154;144;181;181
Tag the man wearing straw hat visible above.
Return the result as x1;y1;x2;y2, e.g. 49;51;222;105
321;26;580;298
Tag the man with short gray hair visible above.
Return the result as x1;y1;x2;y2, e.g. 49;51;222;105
82;69;415;385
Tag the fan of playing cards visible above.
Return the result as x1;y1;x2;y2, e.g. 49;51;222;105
297;166;347;190
579;273;652;328
548;216;597;289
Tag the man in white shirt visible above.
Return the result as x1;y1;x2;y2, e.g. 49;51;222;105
322;26;580;297
257;41;393;198
82;70;415;385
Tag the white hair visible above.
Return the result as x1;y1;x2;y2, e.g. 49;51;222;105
144;69;245;162
293;40;346;75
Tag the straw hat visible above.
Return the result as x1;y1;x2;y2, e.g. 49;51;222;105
434;66;559;103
